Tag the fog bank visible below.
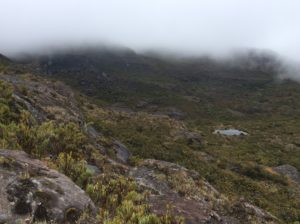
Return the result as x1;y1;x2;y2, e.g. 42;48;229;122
1;0;300;80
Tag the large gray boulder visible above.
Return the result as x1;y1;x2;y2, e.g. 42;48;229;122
0;149;95;223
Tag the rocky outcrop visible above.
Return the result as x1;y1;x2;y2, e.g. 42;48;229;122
0;149;95;223
1;74;84;124
129;159;224;223
130;159;278;224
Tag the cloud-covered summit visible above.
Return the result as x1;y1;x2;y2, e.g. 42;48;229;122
0;0;299;60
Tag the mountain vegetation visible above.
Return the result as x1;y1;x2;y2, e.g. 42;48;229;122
0;48;299;223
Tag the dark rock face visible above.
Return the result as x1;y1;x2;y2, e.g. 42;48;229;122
273;164;300;183
130;159;278;224
113;140;131;164
0;149;95;223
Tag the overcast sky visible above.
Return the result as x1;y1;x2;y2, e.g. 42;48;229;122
1;0;300;60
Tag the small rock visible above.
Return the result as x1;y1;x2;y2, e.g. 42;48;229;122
273;164;300;183
86;164;101;175
214;129;248;136
174;130;203;146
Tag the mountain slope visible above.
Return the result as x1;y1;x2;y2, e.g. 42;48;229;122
0;72;282;223
1;48;300;223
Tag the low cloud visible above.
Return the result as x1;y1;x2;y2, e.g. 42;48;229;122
1;0;300;80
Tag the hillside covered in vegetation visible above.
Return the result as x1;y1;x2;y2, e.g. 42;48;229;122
0;48;299;223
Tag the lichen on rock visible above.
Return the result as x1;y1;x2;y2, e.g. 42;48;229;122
0;149;95;223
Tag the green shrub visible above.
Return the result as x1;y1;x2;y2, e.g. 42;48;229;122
86;174;184;224
56;152;92;188
16;120;86;158
0;80;18;123
86;174;137;210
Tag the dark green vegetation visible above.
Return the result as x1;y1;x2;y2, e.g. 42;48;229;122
1;50;300;223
